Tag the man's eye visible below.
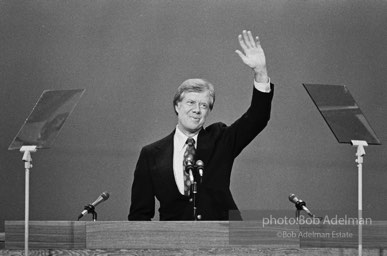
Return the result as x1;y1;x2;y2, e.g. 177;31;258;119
200;104;208;109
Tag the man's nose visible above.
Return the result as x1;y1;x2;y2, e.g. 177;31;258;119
192;103;201;113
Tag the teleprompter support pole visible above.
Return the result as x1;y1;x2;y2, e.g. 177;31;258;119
351;140;368;256
20;145;37;256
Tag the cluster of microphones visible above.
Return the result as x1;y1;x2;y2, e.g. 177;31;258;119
184;155;204;184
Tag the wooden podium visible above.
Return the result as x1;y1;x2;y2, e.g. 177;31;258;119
2;221;387;255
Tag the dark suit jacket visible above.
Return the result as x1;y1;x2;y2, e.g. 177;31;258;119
129;85;274;220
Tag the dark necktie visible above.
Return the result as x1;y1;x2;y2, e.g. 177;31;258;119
183;137;196;196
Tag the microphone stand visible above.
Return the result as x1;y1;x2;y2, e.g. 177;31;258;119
293;200;305;221
79;204;98;221
291;198;322;221
20;145;37;256
192;181;198;220
187;162;200;221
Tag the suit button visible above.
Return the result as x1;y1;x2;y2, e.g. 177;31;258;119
197;215;202;220
189;198;193;202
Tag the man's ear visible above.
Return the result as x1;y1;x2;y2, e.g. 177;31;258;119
174;103;179;115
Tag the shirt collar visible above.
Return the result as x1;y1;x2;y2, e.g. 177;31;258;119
174;125;198;150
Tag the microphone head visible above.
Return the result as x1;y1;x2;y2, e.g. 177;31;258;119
196;160;204;177
92;191;110;207
195;160;204;167
186;154;194;162
101;191;110;200
288;193;298;203
185;154;194;166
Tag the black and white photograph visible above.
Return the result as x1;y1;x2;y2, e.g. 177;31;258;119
0;1;386;255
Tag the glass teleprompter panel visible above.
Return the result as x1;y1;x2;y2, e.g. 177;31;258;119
8;89;85;150
303;84;380;145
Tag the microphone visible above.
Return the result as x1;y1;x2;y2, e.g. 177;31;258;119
78;191;110;220
195;160;204;183
185;154;195;183
288;193;314;217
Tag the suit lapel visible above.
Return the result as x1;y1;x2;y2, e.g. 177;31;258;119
153;131;179;191
196;128;213;171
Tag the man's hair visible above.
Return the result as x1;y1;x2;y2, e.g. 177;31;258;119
173;78;215;115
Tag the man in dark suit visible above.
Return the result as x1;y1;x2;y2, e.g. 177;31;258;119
128;30;274;221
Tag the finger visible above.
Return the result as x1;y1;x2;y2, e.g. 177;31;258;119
235;50;247;61
255;36;262;47
242;30;252;48
247;31;256;47
238;34;248;51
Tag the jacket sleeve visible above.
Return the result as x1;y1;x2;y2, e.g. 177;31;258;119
128;147;155;220
226;83;274;158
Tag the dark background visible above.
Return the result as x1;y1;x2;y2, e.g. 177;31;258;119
1;0;386;231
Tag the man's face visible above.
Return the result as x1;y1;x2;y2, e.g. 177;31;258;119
175;90;212;136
